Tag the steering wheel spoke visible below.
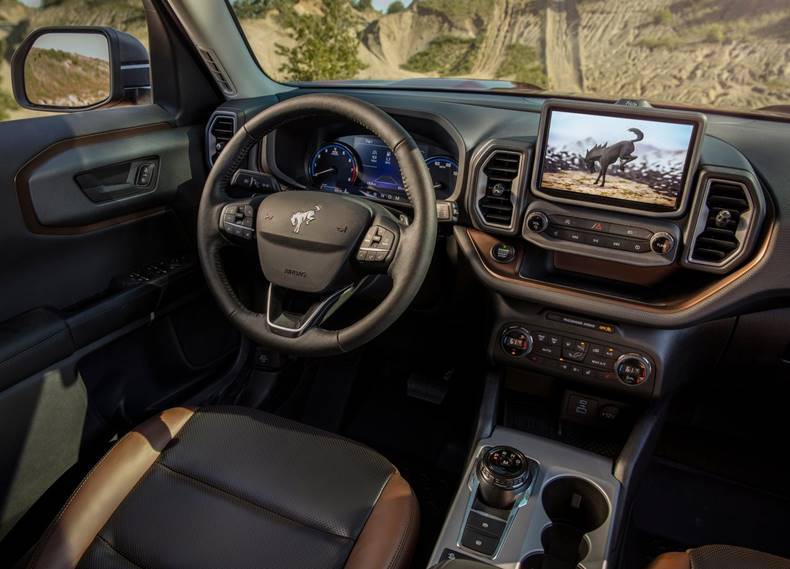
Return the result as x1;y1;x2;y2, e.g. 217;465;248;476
266;283;357;338
354;211;402;273
218;199;259;243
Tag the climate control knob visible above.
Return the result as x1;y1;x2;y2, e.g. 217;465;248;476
526;211;549;233
501;326;533;357
614;353;652;386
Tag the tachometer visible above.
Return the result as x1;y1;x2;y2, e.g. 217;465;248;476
426;156;458;200
310;143;359;192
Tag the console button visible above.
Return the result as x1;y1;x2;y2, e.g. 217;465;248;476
585;233;611;248
467;511;506;538
579;219;609;233
587;356;612;370
609;224;653;240
491;243;517;263
536;344;561;358
600;404;621;422
562;339;588;361
549;215;578;228
567;394;598;419
461;528;499;556
628;240;650;253
565;230;584;244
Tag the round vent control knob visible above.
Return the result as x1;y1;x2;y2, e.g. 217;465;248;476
526;211;549;233
650;232;675;256
615;353;652;386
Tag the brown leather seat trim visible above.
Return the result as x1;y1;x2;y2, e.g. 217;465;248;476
648;552;692;569
344;472;419;569
27;407;196;569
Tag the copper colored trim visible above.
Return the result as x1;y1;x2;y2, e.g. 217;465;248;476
28;407;196;569
466;224;773;314
344;472;419;569
646;552;691;569
14;123;171;235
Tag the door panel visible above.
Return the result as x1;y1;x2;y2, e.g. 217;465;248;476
0;103;237;546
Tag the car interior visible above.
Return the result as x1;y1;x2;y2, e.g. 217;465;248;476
1;1;790;569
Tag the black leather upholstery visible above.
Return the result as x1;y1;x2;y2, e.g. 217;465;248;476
74;407;403;569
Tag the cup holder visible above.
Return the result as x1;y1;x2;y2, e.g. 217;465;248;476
520;553;583;569
535;477;610;569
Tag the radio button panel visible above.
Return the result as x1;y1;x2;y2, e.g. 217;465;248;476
523;200;682;267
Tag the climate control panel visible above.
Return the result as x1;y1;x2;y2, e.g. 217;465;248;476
499;323;654;390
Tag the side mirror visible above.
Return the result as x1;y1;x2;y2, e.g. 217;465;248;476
11;26;150;112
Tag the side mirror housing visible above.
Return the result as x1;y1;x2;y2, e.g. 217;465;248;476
11;26;150;113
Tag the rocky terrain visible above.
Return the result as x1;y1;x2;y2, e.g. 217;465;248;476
1;0;789;120
542;170;677;208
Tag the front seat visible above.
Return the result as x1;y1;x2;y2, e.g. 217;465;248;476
650;545;790;569
27;406;419;569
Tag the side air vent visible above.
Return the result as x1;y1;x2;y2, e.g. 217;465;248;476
685;171;765;273
198;48;237;97
207;112;237;167
477;150;523;230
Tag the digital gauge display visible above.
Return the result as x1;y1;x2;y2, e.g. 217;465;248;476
309;135;457;204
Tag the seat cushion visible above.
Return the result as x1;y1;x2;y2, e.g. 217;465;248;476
650;545;790;569
28;406;419;569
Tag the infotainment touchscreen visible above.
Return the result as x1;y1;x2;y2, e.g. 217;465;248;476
533;101;704;214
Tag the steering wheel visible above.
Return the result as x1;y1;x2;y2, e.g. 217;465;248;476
197;94;438;356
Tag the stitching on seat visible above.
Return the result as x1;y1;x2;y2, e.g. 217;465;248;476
153;461;353;541
95;535;148;569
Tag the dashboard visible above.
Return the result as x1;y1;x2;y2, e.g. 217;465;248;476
209;88;789;400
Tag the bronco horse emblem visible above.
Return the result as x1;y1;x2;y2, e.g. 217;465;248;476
290;205;321;234
583;127;644;188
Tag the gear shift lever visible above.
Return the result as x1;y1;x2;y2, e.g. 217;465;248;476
476;446;532;509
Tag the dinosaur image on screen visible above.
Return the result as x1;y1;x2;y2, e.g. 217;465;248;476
539;110;696;211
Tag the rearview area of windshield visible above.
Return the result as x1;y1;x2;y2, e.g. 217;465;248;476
230;0;790;114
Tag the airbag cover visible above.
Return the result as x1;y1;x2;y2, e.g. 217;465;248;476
256;192;371;293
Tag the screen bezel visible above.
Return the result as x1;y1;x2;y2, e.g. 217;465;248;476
531;100;706;217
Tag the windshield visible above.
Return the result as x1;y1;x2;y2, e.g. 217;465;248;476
230;0;790;114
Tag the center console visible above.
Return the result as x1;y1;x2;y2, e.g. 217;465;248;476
429;429;619;568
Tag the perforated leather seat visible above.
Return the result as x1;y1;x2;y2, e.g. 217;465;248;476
28;406;419;569
649;545;790;569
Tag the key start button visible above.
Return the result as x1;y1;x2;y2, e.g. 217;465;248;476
491;242;517;263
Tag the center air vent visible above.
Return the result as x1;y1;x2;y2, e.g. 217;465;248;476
477;150;522;229
686;176;759;270
207;113;237;167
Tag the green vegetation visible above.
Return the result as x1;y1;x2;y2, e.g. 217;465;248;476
233;0;294;19
637;35;681;50
387;1;406;14
0;90;16;121
496;44;547;88
275;0;366;82
402;35;481;76
24;48;110;107
703;23;726;43
417;0;491;27
353;0;374;10
654;8;673;26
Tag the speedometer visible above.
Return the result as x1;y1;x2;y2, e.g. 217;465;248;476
310;143;359;193
426;156;458;200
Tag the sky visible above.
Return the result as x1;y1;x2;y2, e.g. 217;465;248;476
547;110;695;153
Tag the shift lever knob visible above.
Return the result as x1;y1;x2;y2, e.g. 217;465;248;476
477;446;531;509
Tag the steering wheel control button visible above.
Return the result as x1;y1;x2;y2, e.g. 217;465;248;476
650;232;676;256
526;211;549;233
357;225;396;263
615;353;652;386
501;326;533;357
491;242;517;264
231;169;280;193
221;203;255;240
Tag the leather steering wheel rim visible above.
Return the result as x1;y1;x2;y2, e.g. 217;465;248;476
197;94;438;356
